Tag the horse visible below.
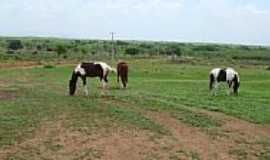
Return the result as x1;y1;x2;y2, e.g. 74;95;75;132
117;61;128;88
209;67;240;95
69;61;116;96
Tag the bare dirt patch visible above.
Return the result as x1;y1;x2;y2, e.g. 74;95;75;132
0;61;41;69
0;60;77;69
102;97;270;160
0;99;269;160
0;115;188;160
145;111;234;160
0;90;16;100
149;110;270;160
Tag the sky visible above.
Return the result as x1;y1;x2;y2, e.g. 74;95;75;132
0;0;270;45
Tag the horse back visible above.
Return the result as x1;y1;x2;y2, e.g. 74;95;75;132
217;69;226;82
117;62;128;74
81;62;103;77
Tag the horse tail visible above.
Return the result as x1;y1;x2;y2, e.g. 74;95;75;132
233;74;240;95
69;71;79;95
209;73;215;91
117;67;120;83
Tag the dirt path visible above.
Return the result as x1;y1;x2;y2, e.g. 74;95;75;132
0;90;17;100
0;61;42;69
0;61;76;69
102;97;270;160
0;98;269;160
0;115;191;160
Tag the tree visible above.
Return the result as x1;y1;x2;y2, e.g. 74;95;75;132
36;45;42;51
56;44;67;56
7;40;23;50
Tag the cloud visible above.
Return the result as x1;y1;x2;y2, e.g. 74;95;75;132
0;0;269;45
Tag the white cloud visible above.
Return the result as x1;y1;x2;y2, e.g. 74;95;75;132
0;0;269;45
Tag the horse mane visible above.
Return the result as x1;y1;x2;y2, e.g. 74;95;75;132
69;71;79;95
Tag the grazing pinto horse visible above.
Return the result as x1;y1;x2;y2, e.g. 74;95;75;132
117;61;128;88
69;62;116;96
209;68;240;95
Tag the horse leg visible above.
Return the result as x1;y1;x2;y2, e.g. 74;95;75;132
125;72;128;88
117;70;120;83
227;81;233;95
209;74;215;94
118;72;123;88
122;75;127;88
101;77;108;89
81;76;88;96
213;82;219;96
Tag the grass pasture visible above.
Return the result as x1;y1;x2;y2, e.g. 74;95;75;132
0;58;270;160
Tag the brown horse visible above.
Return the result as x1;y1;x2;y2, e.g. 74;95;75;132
117;61;128;88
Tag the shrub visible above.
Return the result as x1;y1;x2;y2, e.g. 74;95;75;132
56;44;67;56
80;47;88;55
139;43;153;49
7;40;23;50
36;45;42;51
125;47;141;55
6;50;15;54
161;46;183;56
192;45;218;52
116;40;129;46
239;45;251;51
75;40;81;44
47;48;54;52
43;65;55;69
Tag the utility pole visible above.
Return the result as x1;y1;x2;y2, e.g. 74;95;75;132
110;32;115;60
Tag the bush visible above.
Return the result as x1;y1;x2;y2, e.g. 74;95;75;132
47;48;54;52
80;47;88;55
56;44;67;56
161;46;183;56
36;45;42;51
7;40;23;50
125;47;141;55
192;45;218;52
116;40;129;46
139;43;153;49
6;50;15;54
75;40;81;44
43;65;55;69
239;45;251;51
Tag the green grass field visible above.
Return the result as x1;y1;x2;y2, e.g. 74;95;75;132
0;58;270;159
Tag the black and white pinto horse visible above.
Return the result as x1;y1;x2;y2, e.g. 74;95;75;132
69;62;116;96
209;68;240;95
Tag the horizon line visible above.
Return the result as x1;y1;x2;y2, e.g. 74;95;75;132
0;35;269;47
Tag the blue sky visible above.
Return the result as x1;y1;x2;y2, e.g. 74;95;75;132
0;0;270;45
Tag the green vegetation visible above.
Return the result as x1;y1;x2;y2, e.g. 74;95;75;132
0;58;270;147
0;37;269;65
0;36;269;159
7;40;24;51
